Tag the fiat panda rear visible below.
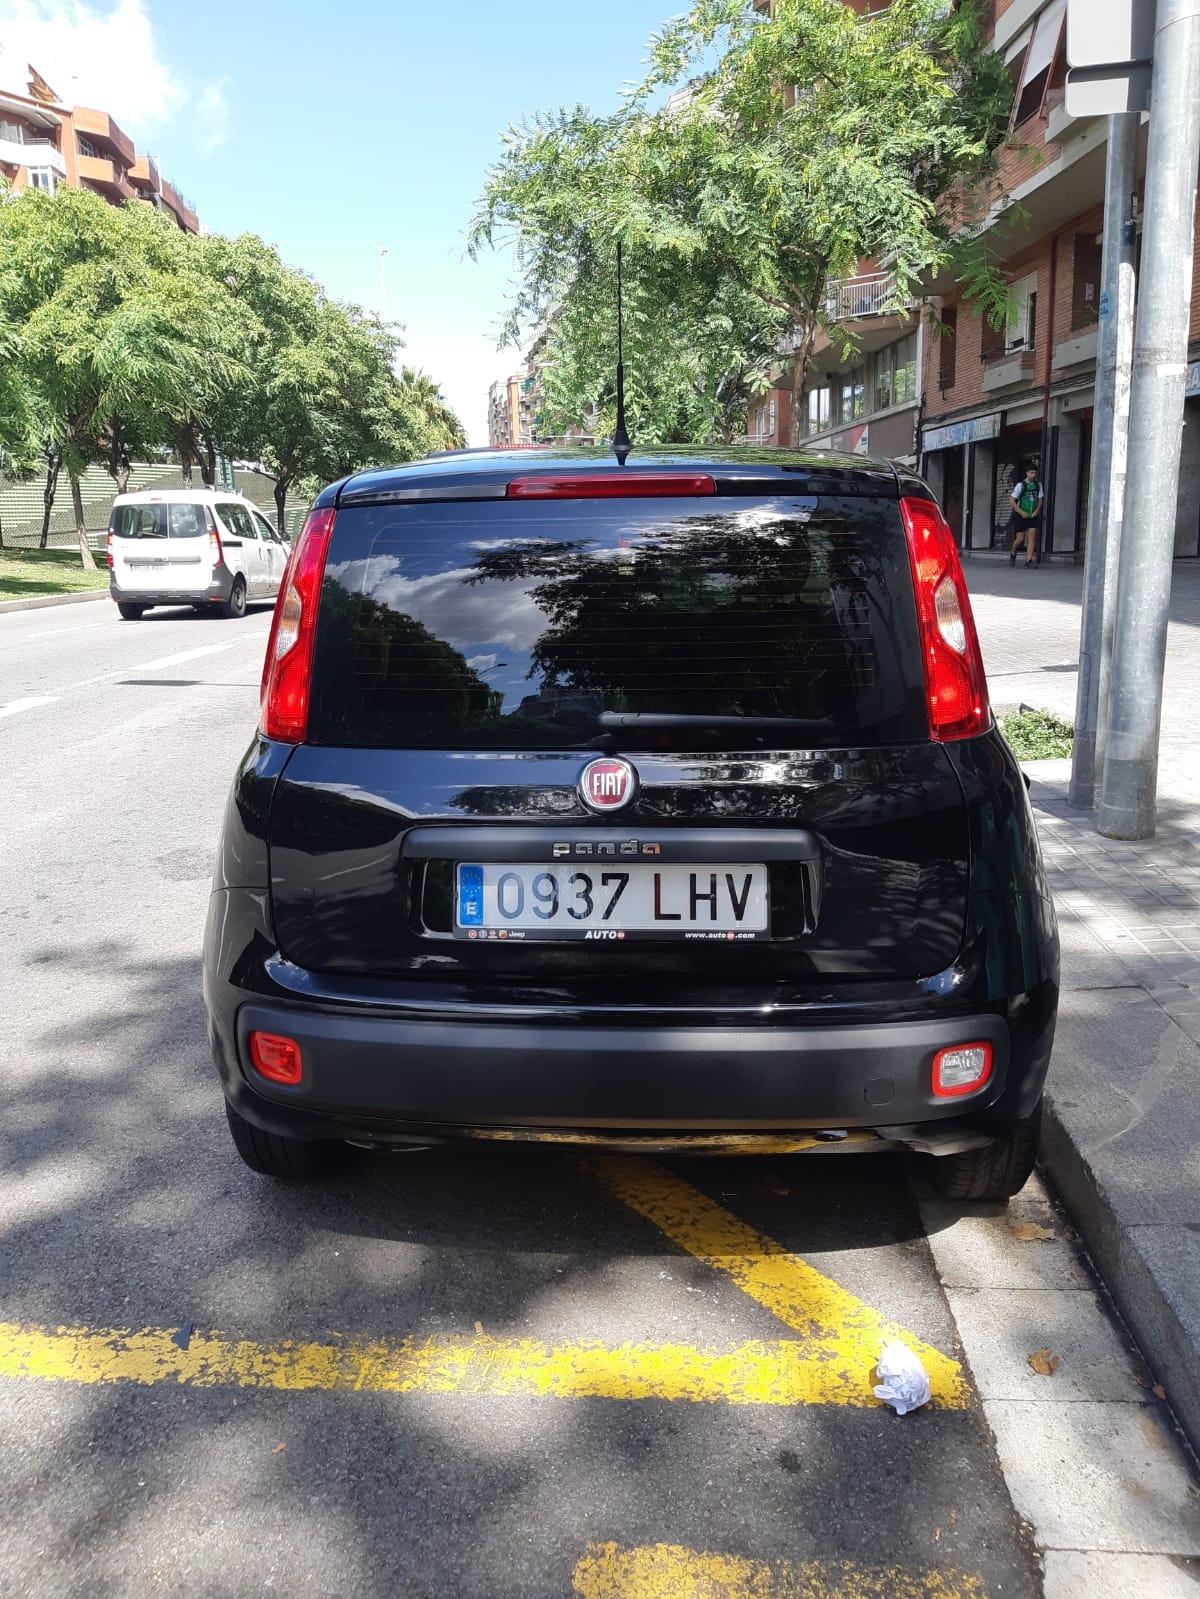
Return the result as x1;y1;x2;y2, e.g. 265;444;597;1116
203;450;1058;1200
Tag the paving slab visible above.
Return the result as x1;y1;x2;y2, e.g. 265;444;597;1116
1043;1551;1200;1598
985;1399;1200;1554
946;1288;1146;1401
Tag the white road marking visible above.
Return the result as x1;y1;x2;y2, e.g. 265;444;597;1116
66;641;241;691
27;621;113;640
0;696;59;719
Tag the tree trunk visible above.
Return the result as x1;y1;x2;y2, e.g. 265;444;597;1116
39;450;61;549
201;431;217;489
68;466;96;571
179;428;195;488
273;474;289;538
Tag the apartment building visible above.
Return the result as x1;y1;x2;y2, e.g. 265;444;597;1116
487;372;537;448
0;64;199;232
758;0;1200;559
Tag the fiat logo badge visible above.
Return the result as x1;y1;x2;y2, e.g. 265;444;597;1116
579;756;637;813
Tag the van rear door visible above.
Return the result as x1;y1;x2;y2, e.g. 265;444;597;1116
268;486;973;991
110;500;211;593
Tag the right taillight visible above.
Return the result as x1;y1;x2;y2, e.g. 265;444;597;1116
900;496;990;742
105;530;113;570
261;506;335;743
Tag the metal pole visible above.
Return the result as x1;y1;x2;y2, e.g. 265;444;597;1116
1069;114;1139;808
378;244;389;323
1097;0;1200;839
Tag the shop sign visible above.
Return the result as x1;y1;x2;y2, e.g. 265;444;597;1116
922;413;1001;454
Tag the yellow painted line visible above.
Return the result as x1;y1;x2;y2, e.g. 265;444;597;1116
572;1543;986;1599
587;1157;969;1408
1;1322;923;1406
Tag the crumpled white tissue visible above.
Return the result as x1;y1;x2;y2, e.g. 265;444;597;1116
873;1341;932;1415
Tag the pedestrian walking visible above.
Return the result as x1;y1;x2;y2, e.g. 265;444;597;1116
1009;465;1044;568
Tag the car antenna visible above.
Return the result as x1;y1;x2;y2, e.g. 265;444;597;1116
612;241;632;467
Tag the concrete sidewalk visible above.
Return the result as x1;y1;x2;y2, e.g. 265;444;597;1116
966;558;1200;1452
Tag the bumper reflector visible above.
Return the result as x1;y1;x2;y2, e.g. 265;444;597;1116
931;1042;993;1098
248;1030;303;1086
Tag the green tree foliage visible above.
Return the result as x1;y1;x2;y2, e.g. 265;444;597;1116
473;0;1011;445
0;185;464;557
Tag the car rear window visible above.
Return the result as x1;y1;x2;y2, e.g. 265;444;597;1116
112;502;210;539
307;494;929;750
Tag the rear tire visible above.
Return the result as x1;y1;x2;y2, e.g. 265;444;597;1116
931;1102;1042;1202
117;601;145;620
222;576;247;620
224;1100;343;1179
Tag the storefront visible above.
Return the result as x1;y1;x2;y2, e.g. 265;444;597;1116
920;412;1002;550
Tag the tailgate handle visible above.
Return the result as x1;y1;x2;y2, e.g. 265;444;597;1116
402;826;821;863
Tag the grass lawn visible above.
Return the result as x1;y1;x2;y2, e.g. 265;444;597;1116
0;547;109;601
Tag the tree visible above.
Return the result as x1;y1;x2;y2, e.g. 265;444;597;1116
473;0;1011;445
397;366;467;453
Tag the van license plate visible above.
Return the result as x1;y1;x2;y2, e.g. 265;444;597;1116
454;862;768;941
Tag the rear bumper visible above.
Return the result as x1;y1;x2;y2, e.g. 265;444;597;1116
110;568;233;607
228;998;1011;1152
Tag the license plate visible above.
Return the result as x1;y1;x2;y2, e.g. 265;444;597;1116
454;861;769;942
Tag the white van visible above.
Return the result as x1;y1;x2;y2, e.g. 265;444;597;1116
107;489;290;620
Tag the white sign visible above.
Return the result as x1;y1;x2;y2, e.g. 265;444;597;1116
1066;0;1155;116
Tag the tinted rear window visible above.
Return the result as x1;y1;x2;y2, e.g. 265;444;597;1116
112;502;209;538
308;495;928;750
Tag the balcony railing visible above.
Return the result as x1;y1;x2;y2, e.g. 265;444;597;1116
824;272;917;322
0;137;65;175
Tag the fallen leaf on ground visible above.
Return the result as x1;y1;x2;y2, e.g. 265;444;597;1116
1010;1221;1055;1242
1028;1348;1062;1376
474;1321;484;1336
1153;1384;1167;1400
272;1442;286;1454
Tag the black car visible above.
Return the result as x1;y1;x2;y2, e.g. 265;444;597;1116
203;448;1057;1201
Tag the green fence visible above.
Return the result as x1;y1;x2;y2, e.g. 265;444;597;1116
0;464;310;549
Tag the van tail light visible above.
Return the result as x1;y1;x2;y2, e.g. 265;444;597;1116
209;527;225;568
931;1042;993;1098
105;531;113;570
248;1030;303;1086
261;506;335;743
900;496;990;742
507;472;715;499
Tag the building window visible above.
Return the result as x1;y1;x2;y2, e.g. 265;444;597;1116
1010;0;1066;129
938;307;958;391
77;134;101;158
806;385;832;436
838;366;865;422
1071;232;1102;329
874;333;917;411
0;119;27;144
27;168;57;195
1005;273;1038;352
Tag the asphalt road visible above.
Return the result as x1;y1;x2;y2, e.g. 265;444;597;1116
0;592;1170;1597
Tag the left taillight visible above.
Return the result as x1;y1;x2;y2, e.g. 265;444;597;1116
900;496;990;742
260;506;335;744
209;527;224;568
105;530;113;570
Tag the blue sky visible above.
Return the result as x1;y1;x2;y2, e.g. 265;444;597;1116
0;0;677;443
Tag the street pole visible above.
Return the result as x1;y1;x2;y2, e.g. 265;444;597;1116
1068;113;1138;808
378;244;390;324
1097;0;1200;840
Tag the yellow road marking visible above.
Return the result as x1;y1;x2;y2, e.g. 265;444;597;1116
1;1321;930;1406
587;1157;968;1408
572;1543;986;1599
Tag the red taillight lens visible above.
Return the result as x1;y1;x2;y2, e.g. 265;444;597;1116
105;531;113;570
931;1042;993;1098
248;1030;303;1086
209;528;224;568
506;472;716;499
260;506;335;743
899;496;990;741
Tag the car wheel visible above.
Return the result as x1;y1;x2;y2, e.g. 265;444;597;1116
117;602;145;620
222;576;247;620
224;1100;344;1179
931;1101;1042;1202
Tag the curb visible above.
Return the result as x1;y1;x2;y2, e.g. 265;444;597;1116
0;588;109;615
1041;1095;1200;1455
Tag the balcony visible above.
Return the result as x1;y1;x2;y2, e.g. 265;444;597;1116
127;154;160;193
76;152;135;200
1053;327;1099;371
72;105;135;166
159;178;199;234
982;349;1039;394
825;272;918;322
0;137;65;175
